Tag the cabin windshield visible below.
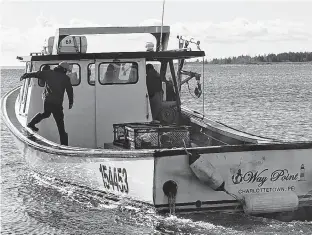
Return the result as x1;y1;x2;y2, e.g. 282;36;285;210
99;62;138;85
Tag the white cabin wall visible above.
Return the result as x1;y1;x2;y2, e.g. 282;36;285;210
63;60;96;148
26;61;96;148
95;59;153;147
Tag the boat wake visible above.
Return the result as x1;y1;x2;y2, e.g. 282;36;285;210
27;172;312;235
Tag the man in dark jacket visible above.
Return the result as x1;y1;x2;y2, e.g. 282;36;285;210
20;61;74;145
146;64;162;98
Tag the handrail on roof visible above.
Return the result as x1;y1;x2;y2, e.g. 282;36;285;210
52;26;171;55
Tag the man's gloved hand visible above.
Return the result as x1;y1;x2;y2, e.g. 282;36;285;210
20;73;27;81
69;103;73;109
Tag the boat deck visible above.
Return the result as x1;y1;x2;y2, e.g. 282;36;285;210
4;88;63;149
3;87;312;155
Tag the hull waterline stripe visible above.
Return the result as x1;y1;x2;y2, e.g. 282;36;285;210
155;199;238;208
156;205;242;213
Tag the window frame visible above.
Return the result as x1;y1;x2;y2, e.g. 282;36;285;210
146;59;178;102
38;63;81;87
87;63;95;86
98;61;139;85
19;61;32;114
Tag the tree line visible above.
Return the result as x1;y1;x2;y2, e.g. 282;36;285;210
195;52;312;64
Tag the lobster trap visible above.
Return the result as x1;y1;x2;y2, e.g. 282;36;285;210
113;123;191;149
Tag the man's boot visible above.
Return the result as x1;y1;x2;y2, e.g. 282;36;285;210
27;123;39;132
60;132;68;146
27;113;44;132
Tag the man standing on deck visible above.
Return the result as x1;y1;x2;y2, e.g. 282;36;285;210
20;62;73;146
146;64;163;119
146;63;162;98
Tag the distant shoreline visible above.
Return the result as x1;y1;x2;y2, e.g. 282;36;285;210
188;61;312;65
0;66;24;69
204;52;312;64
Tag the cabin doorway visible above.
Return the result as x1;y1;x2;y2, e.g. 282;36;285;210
94;59;152;148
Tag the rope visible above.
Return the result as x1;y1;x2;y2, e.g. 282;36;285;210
224;189;245;208
299;189;312;207
182;139;244;211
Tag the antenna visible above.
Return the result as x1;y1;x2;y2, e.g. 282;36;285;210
202;56;205;119
160;0;166;51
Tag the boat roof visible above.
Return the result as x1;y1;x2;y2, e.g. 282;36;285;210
53;26;171;54
56;26;170;35
18;50;205;62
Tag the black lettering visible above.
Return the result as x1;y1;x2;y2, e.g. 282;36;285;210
99;164;129;194
113;168;119;191
276;187;283;192
99;164;109;189
123;168;129;193
108;167;114;190
99;165;105;187
271;170;285;181
243;169;268;187
271;170;298;182
117;168;124;192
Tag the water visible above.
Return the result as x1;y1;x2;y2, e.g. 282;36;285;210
1;64;312;234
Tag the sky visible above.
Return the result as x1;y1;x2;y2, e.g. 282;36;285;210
1;0;312;66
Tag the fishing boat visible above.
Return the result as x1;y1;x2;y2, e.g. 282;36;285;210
2;25;312;220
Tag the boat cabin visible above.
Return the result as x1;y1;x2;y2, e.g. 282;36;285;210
16;26;205;148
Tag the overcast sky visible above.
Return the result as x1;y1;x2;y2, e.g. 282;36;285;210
1;0;312;66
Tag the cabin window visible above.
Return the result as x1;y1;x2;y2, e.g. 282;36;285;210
38;63;81;87
88;63;95;85
69;64;81;86
99;62;138;85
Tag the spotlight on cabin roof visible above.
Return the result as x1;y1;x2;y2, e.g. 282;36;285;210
146;42;154;52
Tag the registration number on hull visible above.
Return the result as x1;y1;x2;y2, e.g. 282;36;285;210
99;164;129;193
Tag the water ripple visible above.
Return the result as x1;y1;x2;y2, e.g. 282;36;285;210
1;65;312;234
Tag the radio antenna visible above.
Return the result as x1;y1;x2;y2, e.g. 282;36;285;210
160;0;166;51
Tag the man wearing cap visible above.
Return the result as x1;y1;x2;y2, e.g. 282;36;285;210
20;61;74;145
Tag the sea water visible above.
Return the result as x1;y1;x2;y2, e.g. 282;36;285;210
1;64;312;234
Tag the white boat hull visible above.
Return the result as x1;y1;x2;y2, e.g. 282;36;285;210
12;131;155;204
154;148;312;213
2;87;312;219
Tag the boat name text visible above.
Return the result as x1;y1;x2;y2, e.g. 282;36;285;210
232;169;298;187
